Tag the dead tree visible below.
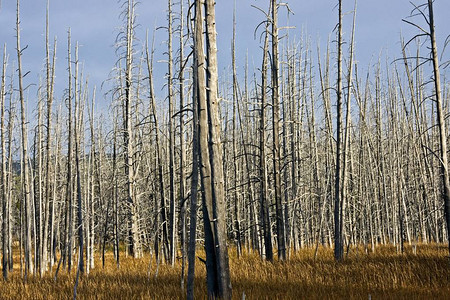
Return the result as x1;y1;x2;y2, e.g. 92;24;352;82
334;0;344;261
73;45;85;300
187;27;201;300
123;0;142;258
1;44;8;281
178;0;188;289
43;0;57;273
167;0;177;266
426;0;450;255
64;29;74;272
259;5;273;261
193;0;232;298
271;0;286;261
16;0;34;276
231;2;242;258
145;32;169;263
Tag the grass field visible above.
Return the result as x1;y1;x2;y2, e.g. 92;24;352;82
0;244;448;299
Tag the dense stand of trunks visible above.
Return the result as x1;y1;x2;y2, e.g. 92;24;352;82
0;0;449;298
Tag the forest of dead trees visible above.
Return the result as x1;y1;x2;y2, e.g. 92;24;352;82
1;0;449;298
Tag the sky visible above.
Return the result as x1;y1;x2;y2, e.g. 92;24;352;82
0;0;449;111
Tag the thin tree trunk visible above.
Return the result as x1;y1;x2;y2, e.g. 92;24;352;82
341;0;357;255
74;44;84;277
260;11;273;261
1;44;8;281
64;30;74;272
427;0;450;255
16;0;34;276
231;4;242;258
112;120;120;268
145;32;169;263
123;0;141;258
43;1;56;272
34;90;43;275
167;0;177;266
178;0;188;289
6;85;14;272
50;107;61;268
271;0;286;261
187;36;200;300
334;0;344;261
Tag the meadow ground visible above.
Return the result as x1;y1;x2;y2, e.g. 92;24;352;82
0;243;448;299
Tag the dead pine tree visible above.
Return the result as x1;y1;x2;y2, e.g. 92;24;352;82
177;0;188;289
334;0;345;262
231;1;242;258
64;29;74;273
1;44;8;281
255;2;274;261
6;73;15;272
33;87;44;276
16;0;34;277
425;0;450;256
73;43;84;300
145;31;169;264
193;0;232;298
166;0;177;267
271;0;286;261
186;29;200;300
341;0;357;257
42;0;57;273
187;2;201;297
122;0;142;258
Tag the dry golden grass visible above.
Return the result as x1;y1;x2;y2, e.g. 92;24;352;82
0;243;448;299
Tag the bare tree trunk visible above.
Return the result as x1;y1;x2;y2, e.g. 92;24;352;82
6;84;14;272
34;90;43;275
334;0;344;261
85;89;99;271
178;0;188;289
194;0;232;298
50;107;61;268
259;11;273;261
74;44;84;277
1;44;8;281
124;0;141;258
271;0;286;261
16;0;34;276
73;51;86;300
64;30;74;272
427;0;450;255
231;4;242;258
341;0;357;254
187;37;200;300
112;120;120;268
43;0;56;273
167;0;177;266
205;0;232;296
145;32;169;263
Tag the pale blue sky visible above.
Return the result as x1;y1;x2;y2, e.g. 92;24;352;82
0;0;449;108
